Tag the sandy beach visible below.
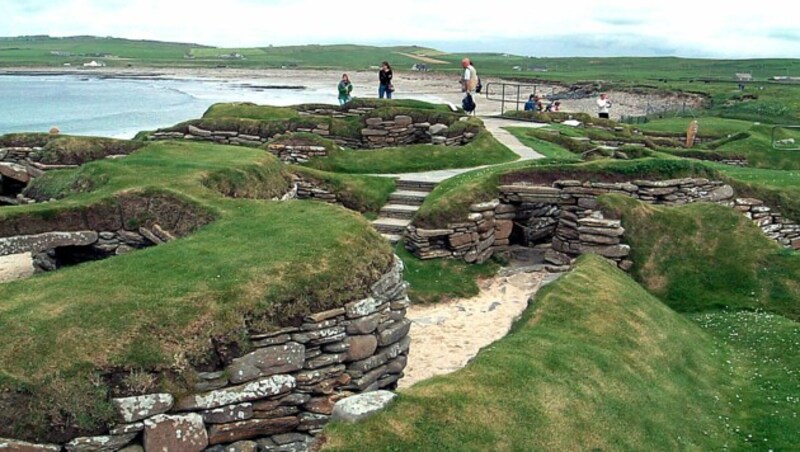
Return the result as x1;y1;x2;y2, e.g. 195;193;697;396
0;66;699;119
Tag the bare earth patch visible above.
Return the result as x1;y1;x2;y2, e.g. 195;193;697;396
0;253;34;283
400;271;547;388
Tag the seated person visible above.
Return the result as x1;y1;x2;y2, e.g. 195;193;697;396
545;101;561;112
524;94;538;112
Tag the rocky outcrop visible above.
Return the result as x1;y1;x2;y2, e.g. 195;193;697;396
0;256;411;451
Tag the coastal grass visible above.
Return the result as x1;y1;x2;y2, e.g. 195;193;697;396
600;195;800;321
0;133;143;165
0;141;393;440
324;255;778;450
303;131;519;174
395;244;499;304
202;102;301;121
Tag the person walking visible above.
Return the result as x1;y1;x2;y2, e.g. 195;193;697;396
379;61;393;99
460;58;478;114
597;93;612;119
338;73;353;106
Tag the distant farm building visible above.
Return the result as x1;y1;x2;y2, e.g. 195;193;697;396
412;63;429;72
772;76;800;81
735;73;753;81
82;60;106;67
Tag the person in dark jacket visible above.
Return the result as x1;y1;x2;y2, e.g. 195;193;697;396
338;73;353;106
379;61;393;99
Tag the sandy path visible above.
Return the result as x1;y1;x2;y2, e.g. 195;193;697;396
0;253;35;284
399;271;548;388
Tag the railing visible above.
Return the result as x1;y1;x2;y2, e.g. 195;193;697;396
483;82;558;115
772;125;800;150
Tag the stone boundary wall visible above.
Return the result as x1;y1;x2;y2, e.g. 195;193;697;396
267;143;329;165
0;147;77;205
0;256;411;452
407;178;800;269
149;115;476;153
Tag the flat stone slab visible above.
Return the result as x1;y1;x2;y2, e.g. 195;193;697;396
0;231;99;256
331;390;397;423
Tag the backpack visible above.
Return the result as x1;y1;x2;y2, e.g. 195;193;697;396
475;77;483;94
462;93;476;113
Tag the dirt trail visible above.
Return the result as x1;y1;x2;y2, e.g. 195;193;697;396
400;271;551;388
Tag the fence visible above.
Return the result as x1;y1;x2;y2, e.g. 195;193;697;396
483;82;559;115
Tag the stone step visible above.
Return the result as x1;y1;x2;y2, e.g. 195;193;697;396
381;233;403;245
379;204;420;220
389;190;430;206
395;180;438;193
372;218;413;235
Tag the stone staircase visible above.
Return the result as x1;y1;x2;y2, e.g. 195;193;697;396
373;179;438;244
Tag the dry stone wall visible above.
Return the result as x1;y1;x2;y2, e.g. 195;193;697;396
0;256;411;452
150;115;476;153
407;177;800;269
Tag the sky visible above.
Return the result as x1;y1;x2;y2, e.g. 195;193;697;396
2;0;799;58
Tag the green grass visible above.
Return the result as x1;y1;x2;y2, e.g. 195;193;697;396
415;158;718;228
202;102;300;121
290;167;396;213
0;141;393;440
325;255;796;450
303;131;519;174
600;196;800;321
0;133;143;165
504;128;581;160
395;244;499;304
633;117;754;137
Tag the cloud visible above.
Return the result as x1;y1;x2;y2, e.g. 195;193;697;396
1;0;799;57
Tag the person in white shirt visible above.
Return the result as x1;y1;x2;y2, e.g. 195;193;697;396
460;58;478;95
597;93;612;119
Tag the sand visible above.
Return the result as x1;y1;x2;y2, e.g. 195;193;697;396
399;271;549;389
0;253;35;284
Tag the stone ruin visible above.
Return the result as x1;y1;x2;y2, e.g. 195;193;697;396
0;256;411;452
0;193;214;275
406;177;800;270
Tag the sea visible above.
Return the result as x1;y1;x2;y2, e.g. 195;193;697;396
0;74;442;139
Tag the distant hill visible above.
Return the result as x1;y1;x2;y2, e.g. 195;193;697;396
2;35;800;85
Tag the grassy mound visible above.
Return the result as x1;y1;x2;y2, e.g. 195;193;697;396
323;256;743;450
601;195;800;320
304;130;519;174
0;141;393;441
290;167;395;213
202;102;301;121
0;133;143;165
415;158;717;228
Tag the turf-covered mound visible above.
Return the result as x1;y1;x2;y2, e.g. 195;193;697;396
323;255;740;450
0;141;393;441
601;195;800;321
0;133;144;165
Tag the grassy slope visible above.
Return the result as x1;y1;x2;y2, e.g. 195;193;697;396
396;245;498;304
0;141;392;438
504;127;581;160
601;196;800;321
324;256;744;450
303;131;519;174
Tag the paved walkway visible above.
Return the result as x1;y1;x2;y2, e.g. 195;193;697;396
382;116;549;183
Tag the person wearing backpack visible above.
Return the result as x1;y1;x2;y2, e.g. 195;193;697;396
460;58;478;114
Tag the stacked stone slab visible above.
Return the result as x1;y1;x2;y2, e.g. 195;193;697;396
0;256;411;452
267;143;328;164
294;176;339;205
151;115;477;152
733;197;800;248
405;177;800;269
297;106;376;118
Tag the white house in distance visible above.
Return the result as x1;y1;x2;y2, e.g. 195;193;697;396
83;60;107;67
735;72;753;81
